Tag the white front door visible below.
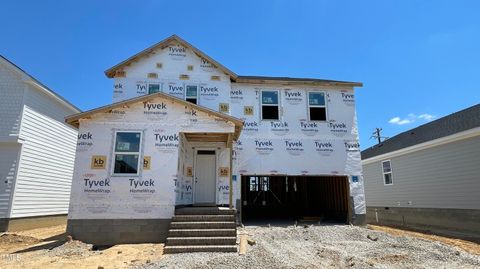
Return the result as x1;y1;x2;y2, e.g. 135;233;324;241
194;150;216;204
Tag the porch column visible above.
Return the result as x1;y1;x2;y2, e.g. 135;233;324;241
228;134;233;209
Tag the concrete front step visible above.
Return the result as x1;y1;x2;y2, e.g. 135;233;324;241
164;245;237;254
170;221;236;229
168;229;237;237
175;207;236;216
166;236;237;246
172;214;235;222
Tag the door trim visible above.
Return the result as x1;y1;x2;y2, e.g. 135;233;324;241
193;147;217;205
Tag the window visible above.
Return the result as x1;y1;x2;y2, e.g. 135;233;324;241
261;90;279;120
113;132;142;175
148;84;160;94
185;85;198;104
308;92;327;121
382;160;393;185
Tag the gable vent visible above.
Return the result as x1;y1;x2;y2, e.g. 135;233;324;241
187;65;194;71
156;63;163;68
179;74;189;80
211;75;221;81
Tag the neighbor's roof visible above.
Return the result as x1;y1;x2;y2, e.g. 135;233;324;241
0;55;81;113
235;75;362;87
104;34;362;87
65;91;244;140
361;104;480;160
105;34;238;79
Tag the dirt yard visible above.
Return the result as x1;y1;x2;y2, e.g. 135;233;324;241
0;225;164;269
1;224;479;269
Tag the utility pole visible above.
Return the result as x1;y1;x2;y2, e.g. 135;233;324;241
370;128;388;144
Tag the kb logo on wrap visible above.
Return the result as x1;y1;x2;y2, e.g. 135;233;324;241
329;120;348;137
77;132;93;152
243;119;259;136
153;129;179;152
270;121;289;136
143;102;168;120
314;140;335;156
284;139;304;156
255;139;274;155
341;91;355;106
344;140;360;152
200;84;219;100
230;89;244;103
300;120;320;136
284;89;303;105
168;45;186;60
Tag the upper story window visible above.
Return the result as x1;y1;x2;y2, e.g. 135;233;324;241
113;132;142;175
261;90;279;120
308;92;327;121
382;160;393;185
186;85;198;104
148;84;161;94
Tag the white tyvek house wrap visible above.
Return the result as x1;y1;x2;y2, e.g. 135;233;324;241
68;95;235;219
74;40;366;217
227;86;365;214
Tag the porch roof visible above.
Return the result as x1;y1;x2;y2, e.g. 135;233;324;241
65;92;244;140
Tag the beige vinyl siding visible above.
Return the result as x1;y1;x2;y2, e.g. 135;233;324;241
0;61;24;139
10;90;78;218
363;134;480;210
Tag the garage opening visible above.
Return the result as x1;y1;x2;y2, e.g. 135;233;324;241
241;175;349;223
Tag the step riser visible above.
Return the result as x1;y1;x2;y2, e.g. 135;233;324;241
167;238;236;246
169;230;236;237
171;222;236;229
173;215;235;222
175;209;236;215
164;246;237;254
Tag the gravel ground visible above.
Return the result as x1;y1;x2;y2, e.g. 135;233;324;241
138;224;480;269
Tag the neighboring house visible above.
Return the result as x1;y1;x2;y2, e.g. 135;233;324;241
65;35;365;245
362;104;480;241
0;55;80;231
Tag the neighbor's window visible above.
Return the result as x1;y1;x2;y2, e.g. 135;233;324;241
308;92;327;121
186;85;198;104
113;132;142;175
382;160;393;185
148;84;161;94
261;90;279;120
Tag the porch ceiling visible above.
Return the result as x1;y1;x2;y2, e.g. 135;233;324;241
183;132;230;143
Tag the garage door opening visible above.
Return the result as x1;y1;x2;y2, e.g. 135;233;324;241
241;175;349;223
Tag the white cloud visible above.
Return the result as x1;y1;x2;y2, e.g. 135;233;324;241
388;117;412;125
388;113;436;125
418;114;436;121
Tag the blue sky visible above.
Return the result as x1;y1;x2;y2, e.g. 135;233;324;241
1;1;479;149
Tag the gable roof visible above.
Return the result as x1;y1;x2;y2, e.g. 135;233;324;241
105;34;238;80
0;55;81;113
236;75;362;87
65;91;244;140
361;104;480;160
